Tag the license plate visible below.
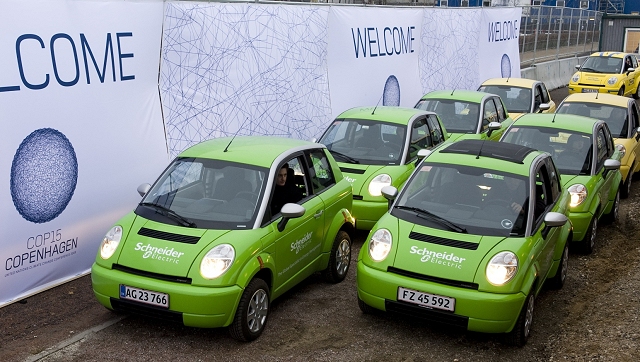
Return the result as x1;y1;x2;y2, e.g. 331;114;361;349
120;285;169;308
397;287;455;312
582;88;598;93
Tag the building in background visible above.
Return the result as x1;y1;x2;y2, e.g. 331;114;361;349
434;0;639;15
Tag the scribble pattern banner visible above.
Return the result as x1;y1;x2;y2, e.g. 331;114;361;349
161;3;521;158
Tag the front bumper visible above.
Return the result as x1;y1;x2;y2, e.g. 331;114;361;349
356;262;526;333
91;263;243;328
568;84;619;95
567;210;594;242
352;199;388;230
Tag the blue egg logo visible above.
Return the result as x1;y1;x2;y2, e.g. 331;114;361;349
501;54;512;78
10;128;78;223
382;75;400;106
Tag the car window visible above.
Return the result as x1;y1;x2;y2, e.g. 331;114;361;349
426;115;445;145
595;128;608;171
582;56;623;74
558;102;628;138
416;99;480;134
540;83;551;103
545;157;561;203
534;86;543;110
407;118;431;162
482;99;498;130
494;98;506;121
306;149;336;195
632;103;640;133
532;165;552;226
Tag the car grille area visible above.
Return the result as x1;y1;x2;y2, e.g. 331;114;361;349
110;298;184;324
385;300;469;329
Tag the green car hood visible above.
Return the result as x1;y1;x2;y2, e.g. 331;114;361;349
446;132;482;143
339;164;386;196
391;220;506;283
116;217;229;277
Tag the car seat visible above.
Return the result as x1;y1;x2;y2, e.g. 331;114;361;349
212;167;253;201
355;126;381;148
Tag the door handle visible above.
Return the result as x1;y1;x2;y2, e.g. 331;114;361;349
313;210;323;219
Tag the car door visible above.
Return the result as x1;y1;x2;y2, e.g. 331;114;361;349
538;82;556;112
305;148;344;244
529;161;561;278
630;102;640;171
272;154;325;289
624;56;638;92
594;126;616;215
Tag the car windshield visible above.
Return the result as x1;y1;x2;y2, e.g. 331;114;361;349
415;99;479;133
557;102;628;138
478;85;532;114
317;119;406;165
393;163;530;237
502;126;593;175
580;56;623;74
136;158;267;229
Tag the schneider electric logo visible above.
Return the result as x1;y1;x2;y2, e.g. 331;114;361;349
135;242;184;264
410;246;466;269
291;232;313;254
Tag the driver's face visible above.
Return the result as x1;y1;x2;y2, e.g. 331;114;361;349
277;168;287;186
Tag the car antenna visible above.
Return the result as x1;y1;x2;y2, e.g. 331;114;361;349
476;140;485;159
450;89;455;96
552;112;557;123
371;94;383;115
223;118;249;152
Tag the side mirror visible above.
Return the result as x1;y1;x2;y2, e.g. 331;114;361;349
539;103;550;112
604;159;621;171
310;137;317;143
575;64;581;70
417;149;432;158
277;203;306;232
544;212;568;228
486;121;502;138
627;67;636;74
381;186;398;210
137;183;151;197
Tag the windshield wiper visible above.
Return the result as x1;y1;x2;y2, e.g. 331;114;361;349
328;149;360;164
580;67;599;73
395;205;467;233
140;202;197;228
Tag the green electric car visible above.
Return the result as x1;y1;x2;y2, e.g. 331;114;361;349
92;136;354;341
501;113;622;254
415;90;513;142
357;139;572;346
317;106;448;230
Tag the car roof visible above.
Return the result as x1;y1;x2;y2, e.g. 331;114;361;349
480;77;539;88
511;113;599;134
420;89;492;103
589;51;629;59
426;139;541;177
336;106;435;125
178;136;319;168
560;93;631;108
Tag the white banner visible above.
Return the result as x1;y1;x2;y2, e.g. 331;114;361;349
478;7;522;83
161;2;332;158
327;7;424;117
0;0;167;306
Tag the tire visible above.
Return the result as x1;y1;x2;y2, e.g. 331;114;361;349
547;244;569;290
229;278;270;342
604;188;620;224
581;216;598;255
621;172;633;199
504;293;535;347
618;86;625;96
358;296;378;315
322;230;352;283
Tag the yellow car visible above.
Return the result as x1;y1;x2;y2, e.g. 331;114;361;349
557;93;640;198
478;78;556;120
568;52;640;98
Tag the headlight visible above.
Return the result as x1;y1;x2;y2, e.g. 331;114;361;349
568;184;588;207
368;174;392;197
486;251;518;286
616;143;626;158
200;244;235;279
571;73;580;83
607;76;618;85
100;226;123;259
368;229;392;262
